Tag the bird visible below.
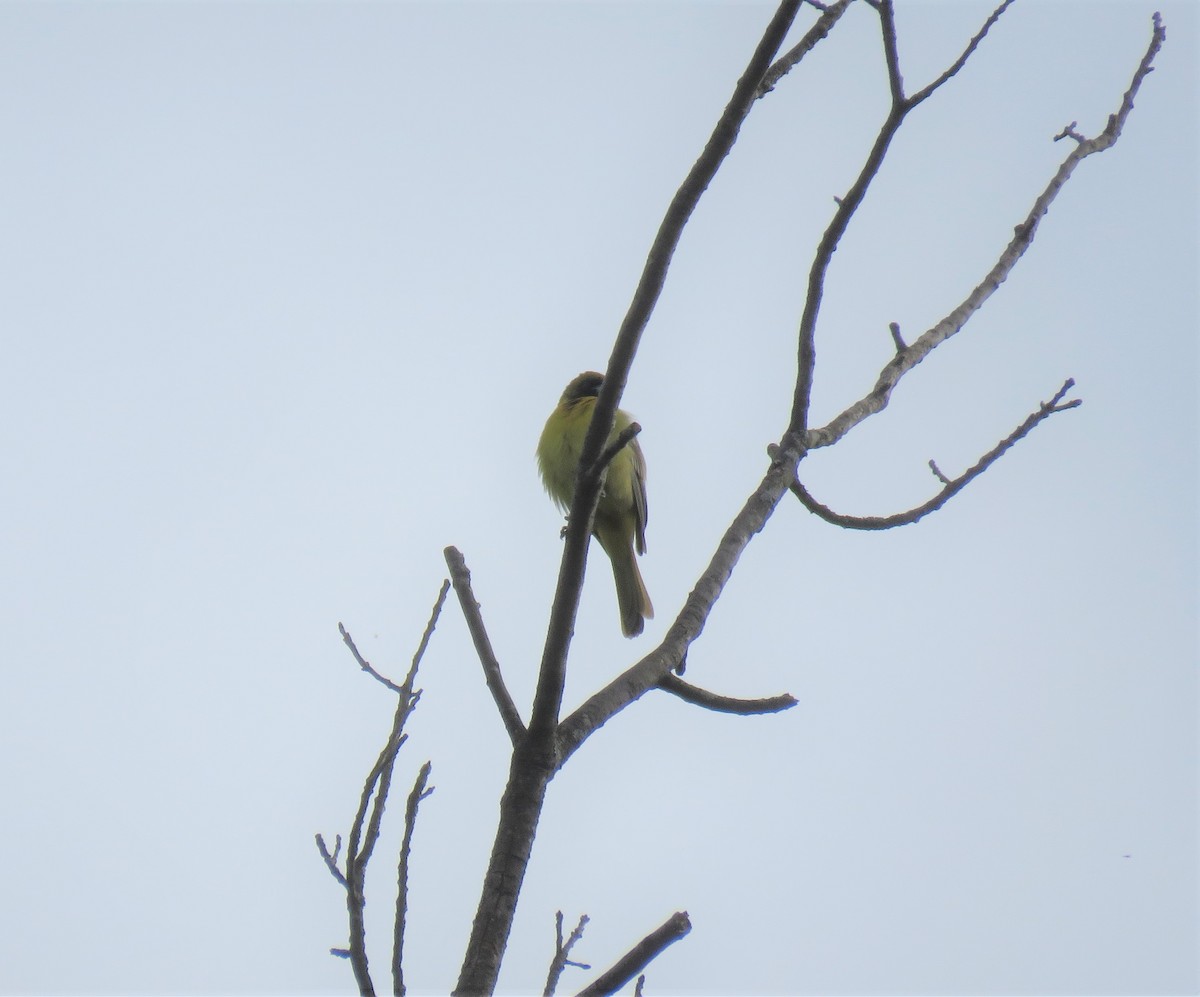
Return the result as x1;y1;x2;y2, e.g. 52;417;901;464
536;371;653;637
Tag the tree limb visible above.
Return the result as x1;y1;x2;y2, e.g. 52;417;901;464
908;0;1015;107
340;622;407;695
555;446;801;769
805;13;1164;453
315;832;348;889
444;546;525;746
793;379;1080;528
757;0;853;97
791;0;1014;438
329;582;446;996
454;9;808;994
575;912;692;997
657;673;798;715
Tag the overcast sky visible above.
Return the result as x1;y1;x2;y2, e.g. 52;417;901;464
1;2;1196;995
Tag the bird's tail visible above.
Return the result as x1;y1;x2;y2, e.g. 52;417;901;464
610;544;653;638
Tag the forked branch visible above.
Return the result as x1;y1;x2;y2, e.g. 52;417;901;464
318;583;447;996
791;0;1017;436
544;912;591;997
805;11;1165;452
793;380;1081;528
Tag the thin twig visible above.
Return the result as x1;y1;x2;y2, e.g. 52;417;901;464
340;623;406;695
657;674;797;715
315;832;348;889
393;761;434;997
575;912;692;997
444;546;525;745
587;422;641;481
793;379;1081;528
908;0;1016;107
544;912;591;997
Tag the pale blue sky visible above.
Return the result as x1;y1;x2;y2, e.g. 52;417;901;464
1;2;1196;995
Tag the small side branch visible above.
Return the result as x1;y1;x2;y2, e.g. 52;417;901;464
588;422;641;480
907;0;1016;107
393;761;434;997
793;379;1081;529
544;912;592;997
575;912;692;997
340;623;406;695
757;0;853;97
444;546;526;745
658;673;797;715
315;832;348;889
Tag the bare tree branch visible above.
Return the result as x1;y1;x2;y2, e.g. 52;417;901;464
444;546;525;746
792;379;1081;528
575;912;692;997
455;9;807;995
327;582;447;996
791;0;1013;438
877;0;905;105
908;0;1015;107
393;761;434;997
657;673;798;715
805;13;1165;453
315;832;348;889
757;0;853;97
587;422;642;481
544;912;591;997
340;622;407;695
533;0;806;745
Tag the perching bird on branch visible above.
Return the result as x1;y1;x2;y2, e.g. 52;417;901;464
537;371;653;638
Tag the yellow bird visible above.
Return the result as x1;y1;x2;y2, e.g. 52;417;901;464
537;371;653;638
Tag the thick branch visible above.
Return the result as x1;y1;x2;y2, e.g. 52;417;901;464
575;912;692;997
794;379;1080;528
657;673;798;715
806;13;1163;452
444;546;525;746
